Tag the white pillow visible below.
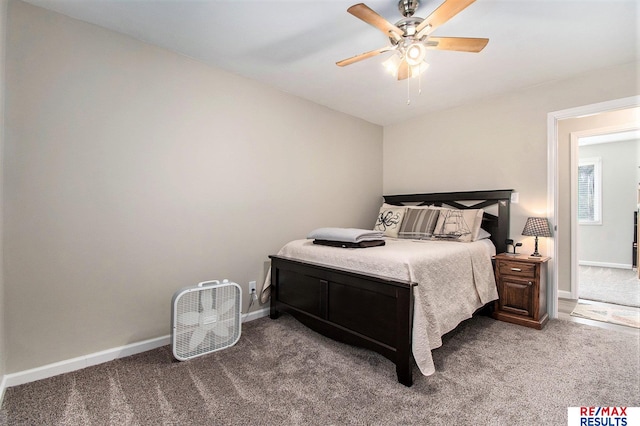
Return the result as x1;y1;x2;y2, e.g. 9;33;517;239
374;205;406;238
476;228;491;240
434;208;484;242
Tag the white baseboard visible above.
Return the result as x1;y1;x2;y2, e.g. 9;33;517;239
2;307;270;392
3;335;171;389
242;306;269;323
578;261;632;269
558;290;574;300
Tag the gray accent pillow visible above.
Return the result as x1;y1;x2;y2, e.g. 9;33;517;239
398;208;440;239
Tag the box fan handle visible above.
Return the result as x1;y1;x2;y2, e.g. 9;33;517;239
197;280;220;287
196;279;231;287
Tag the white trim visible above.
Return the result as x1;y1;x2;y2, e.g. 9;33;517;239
558;290;573;300
547;109;560;318
3;335;171;388
570;132;579;299
242;307;269;323
578;261;633;269
1;307;269;390
547;95;640;319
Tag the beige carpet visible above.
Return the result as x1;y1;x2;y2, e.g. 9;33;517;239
571;301;640;329
578;266;640;307
2;314;639;425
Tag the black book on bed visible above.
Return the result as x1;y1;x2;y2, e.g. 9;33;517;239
312;239;385;248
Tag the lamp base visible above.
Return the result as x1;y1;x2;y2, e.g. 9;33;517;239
530;236;541;257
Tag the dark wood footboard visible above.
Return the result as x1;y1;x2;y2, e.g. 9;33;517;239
269;255;417;386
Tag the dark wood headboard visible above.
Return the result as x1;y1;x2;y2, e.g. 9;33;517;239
383;189;513;254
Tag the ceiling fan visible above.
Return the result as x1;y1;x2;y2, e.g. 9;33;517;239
337;0;488;80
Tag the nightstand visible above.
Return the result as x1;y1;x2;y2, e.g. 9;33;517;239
492;253;550;329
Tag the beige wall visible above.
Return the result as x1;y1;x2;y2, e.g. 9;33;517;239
557;108;639;293
384;61;639;282
3;1;382;373
0;0;7;387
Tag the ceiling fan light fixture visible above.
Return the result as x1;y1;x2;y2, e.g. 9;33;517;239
383;53;402;76
405;42;426;66
410;61;429;78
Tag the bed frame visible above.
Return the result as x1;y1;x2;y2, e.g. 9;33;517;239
269;189;513;386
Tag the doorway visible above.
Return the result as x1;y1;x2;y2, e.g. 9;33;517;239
573;131;639;310
547;96;640;320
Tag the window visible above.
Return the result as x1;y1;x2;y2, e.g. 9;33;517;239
578;157;602;225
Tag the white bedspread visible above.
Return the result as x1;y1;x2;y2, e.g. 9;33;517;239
263;238;498;376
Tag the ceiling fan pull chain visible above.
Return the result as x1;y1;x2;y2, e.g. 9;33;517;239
407;75;411;105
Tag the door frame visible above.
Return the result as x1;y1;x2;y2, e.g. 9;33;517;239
547;95;640;318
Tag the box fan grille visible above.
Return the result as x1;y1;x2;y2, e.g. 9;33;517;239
171;279;242;361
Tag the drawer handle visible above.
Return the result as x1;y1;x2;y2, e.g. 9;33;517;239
528;281;533;286
510;268;522;272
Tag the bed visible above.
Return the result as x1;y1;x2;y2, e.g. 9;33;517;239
267;189;513;386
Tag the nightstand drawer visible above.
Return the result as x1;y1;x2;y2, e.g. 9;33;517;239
498;261;536;278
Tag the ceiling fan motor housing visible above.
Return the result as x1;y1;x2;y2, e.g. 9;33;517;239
398;0;420;17
393;17;424;41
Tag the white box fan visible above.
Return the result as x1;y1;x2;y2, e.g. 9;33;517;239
171;279;242;361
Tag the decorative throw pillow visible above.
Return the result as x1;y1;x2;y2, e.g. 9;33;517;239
469;209;486;241
374;205;406;238
433;208;484;242
398;208;440;239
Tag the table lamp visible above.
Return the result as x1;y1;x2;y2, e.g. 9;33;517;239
521;217;552;257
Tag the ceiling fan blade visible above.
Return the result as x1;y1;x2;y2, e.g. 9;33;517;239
426;36;488;52
348;3;404;38
336;46;392;67
415;0;476;35
397;60;409;81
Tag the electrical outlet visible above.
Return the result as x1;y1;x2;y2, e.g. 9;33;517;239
249;281;256;294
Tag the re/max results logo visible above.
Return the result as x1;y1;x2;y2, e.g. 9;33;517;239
568;407;640;426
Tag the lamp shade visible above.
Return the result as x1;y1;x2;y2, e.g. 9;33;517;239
522;217;552;237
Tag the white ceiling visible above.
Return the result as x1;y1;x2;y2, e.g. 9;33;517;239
22;0;639;126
